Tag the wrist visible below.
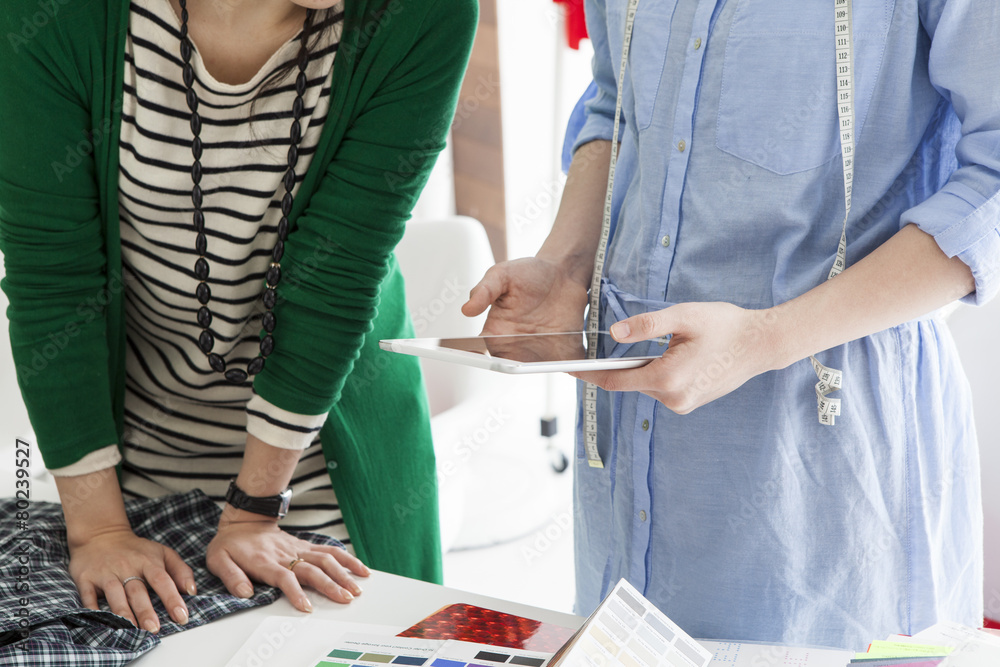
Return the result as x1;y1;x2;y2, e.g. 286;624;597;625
55;467;132;547
755;304;799;372
535;245;594;289
219;503;280;527
236;434;298;496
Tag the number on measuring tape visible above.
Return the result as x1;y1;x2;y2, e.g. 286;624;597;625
808;0;854;426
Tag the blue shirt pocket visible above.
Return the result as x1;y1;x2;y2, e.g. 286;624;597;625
625;0;677;132
715;0;891;175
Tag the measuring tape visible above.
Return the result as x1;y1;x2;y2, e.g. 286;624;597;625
582;0;854;466
582;0;641;469
808;0;855;426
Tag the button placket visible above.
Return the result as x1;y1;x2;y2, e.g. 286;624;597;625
648;2;717;299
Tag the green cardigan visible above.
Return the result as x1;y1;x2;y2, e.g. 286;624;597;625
0;0;477;583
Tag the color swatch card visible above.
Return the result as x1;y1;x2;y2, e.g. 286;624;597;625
912;622;1000;667
699;640;853;667
549;579;713;667
225;617;405;667
317;634;439;667
313;633;553;667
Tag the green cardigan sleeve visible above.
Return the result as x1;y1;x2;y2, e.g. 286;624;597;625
0;0;121;469
251;0;478;415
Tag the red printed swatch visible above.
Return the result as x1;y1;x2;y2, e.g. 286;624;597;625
398;603;577;653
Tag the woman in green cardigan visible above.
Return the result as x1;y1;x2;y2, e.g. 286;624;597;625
0;0;475;634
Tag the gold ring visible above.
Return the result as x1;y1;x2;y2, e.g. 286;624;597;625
287;558;304;572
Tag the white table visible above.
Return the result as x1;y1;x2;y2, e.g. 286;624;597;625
131;570;583;666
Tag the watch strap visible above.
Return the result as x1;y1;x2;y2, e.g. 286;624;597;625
225;479;292;518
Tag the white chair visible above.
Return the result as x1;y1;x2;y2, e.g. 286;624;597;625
393;215;498;552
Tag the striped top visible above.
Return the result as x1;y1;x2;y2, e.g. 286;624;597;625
50;0;350;541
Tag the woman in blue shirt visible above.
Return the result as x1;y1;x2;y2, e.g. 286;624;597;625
465;0;995;650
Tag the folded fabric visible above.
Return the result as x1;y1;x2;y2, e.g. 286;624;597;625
0;489;342;665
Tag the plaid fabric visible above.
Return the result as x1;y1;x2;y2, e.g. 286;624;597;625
0;490;342;665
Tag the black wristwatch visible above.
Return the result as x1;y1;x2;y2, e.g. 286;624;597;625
224;479;292;519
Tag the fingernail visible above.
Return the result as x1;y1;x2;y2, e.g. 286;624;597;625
237;584;253;599
143;620;159;634
351;583;363;596
611;322;631;340
186;583;197;596
302;598;313;612
342;590;354;602
174;606;189;625
361;564;371;576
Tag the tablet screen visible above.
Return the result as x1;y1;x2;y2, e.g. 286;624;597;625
428;332;652;364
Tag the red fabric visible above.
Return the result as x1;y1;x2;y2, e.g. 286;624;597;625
553;0;589;49
984;617;1000;630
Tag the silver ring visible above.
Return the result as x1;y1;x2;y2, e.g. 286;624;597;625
122;576;146;587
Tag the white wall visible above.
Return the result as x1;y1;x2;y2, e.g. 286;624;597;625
496;0;595;261
948;301;1000;621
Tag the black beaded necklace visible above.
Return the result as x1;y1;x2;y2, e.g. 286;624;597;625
178;0;312;384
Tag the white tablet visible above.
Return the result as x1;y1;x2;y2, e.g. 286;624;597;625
378;331;661;374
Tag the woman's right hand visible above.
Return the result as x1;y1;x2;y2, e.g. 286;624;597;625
461;257;590;334
68;526;197;633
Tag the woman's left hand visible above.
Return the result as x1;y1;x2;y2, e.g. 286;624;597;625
206;512;369;612
573;302;782;414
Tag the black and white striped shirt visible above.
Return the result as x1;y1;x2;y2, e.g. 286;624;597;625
51;0;350;542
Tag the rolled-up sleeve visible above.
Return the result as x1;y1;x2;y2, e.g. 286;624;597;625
901;0;1000;305
572;0;621;154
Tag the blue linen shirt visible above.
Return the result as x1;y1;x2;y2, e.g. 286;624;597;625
569;0;997;650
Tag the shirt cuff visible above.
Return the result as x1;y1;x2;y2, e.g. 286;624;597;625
571;93;619;156
246;392;327;451
902;181;1000;306
47;445;122;478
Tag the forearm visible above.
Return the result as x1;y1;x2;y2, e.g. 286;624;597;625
220;434;302;524
767;223;975;370
537;140;612;286
55;467;131;547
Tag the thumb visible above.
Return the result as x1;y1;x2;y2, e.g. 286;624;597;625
461;267;506;317
610;308;680;343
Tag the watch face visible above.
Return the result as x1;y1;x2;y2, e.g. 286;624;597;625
277;488;292;518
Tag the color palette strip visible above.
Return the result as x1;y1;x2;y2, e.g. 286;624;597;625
315;634;553;667
317;642;438;667
325;649;429;665
554;579;713;667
